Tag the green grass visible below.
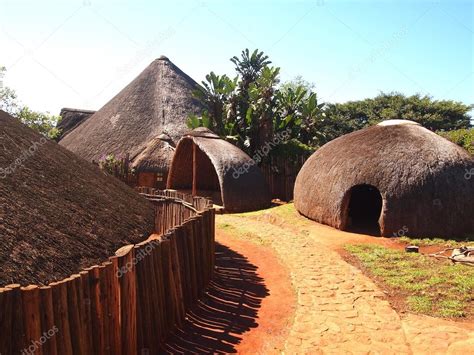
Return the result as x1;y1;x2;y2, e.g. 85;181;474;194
398;236;473;247
345;244;474;318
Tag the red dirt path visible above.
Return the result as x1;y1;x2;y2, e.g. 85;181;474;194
161;231;295;354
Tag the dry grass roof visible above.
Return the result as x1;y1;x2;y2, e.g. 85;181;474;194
57;107;96;141
59;57;204;172
0;110;155;286
294;121;474;237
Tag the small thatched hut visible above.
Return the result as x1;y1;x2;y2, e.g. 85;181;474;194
56;107;96;141
294;120;474;238
59;56;204;188
0;110;155;286
167;127;271;212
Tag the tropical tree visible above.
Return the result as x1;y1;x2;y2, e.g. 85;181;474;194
190;49;323;157
191;72;238;133
325;92;472;133
230;49;271;87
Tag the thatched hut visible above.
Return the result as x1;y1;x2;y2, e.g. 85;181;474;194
56;107;96;141
0;110;155;286
59;56;204;188
167;127;271;212
294;120;474;238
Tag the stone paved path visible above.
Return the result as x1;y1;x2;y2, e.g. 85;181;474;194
217;212;474;354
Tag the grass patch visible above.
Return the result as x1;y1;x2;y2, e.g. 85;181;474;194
407;296;432;313
345;244;474;318
398;236;473;247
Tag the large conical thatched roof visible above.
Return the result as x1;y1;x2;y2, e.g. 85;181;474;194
0;110;155;286
168;128;271;212
294;120;474;238
59;56;204;172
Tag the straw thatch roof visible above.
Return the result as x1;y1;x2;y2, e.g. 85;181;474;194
294;120;474;238
59;56;204;172
131;136;175;172
56;107;96;141
0;110;155;286
167;128;271;212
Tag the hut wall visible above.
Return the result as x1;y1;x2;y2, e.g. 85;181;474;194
137;172;167;189
0;190;215;355
138;172;156;188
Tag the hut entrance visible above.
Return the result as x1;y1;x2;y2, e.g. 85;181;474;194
192;142;222;205
345;184;382;235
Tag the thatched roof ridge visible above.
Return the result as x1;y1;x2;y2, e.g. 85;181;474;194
59;57;204;171
0;110;155;286
186;127;220;139
168;130;271;212
294;123;474;237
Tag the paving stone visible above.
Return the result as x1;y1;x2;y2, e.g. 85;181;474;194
217;215;474;354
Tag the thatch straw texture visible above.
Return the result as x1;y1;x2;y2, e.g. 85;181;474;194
57;107;95;141
131;137;175;173
294;121;474;238
59;56;203;172
0;110;155;286
167;128;271;212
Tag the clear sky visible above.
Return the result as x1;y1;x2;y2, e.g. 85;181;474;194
0;0;472;116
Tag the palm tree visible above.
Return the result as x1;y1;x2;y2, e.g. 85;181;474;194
230;49;271;86
192;72;237;135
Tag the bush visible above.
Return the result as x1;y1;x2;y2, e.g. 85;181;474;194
439;128;474;154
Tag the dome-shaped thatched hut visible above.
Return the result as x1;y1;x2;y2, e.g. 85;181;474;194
0;110;154;286
59;56;204;188
167;128;271;212
294;120;474;237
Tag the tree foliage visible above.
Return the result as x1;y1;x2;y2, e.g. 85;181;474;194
16;107;61;139
0;66;61;139
439;128;474;154
325;92;472;132
191;50;473;158
189;49;323;157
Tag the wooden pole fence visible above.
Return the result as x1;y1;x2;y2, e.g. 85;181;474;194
0;189;215;355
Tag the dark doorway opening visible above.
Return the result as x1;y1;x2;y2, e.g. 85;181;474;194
346;184;382;236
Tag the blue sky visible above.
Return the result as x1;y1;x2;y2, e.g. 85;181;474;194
0;0;472;116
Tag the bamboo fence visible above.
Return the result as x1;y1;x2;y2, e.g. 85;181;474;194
0;189;215;355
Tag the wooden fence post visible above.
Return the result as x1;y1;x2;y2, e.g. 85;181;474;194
0;288;13;354
22;285;42;355
50;280;73;355
79;270;93;353
6;284;26;352
108;256;122;355
116;245;137;355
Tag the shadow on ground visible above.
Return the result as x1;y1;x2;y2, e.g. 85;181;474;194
160;242;269;354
